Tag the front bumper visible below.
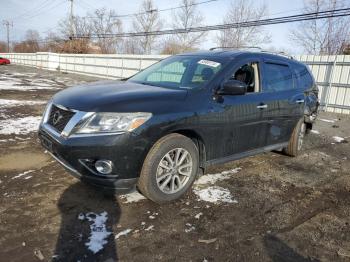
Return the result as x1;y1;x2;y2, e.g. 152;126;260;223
38;123;151;192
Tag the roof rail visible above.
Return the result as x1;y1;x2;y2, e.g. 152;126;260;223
209;46;262;51
209;46;294;59
260;50;294;59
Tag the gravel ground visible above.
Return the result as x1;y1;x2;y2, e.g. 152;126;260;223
0;64;350;262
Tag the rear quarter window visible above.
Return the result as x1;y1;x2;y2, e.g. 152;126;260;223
294;64;314;89
263;62;294;92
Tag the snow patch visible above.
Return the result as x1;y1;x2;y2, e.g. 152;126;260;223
195;212;203;219
12;170;35;179
0;99;46;108
333;136;345;143
310;130;320;134
119;190;146;203
115;228;132;239
319;118;337;123
145;225;154;231
83;212;111;254
193;186;238;204
185;223;196;233
0;79;60;90
195;167;241;185
0;116;41;135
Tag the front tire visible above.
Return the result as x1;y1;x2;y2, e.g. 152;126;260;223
283;119;306;157
138;133;199;204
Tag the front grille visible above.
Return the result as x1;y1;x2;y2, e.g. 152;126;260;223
47;104;75;132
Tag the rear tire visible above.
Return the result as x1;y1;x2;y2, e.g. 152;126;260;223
138;133;199;204
283;119;306;157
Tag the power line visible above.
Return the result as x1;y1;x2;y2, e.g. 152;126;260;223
115;0;217;18
7;0;53;20
14;6;350;46
84;0;218;19
10;0;66;23
72;7;350;39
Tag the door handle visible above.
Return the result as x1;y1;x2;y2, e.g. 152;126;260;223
296;99;305;104
256;104;268;109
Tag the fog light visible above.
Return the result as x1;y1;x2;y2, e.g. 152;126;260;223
95;160;113;174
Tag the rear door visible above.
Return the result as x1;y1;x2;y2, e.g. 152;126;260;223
261;60;305;146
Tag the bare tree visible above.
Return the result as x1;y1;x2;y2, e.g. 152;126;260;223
25;30;41;52
88;8;123;53
216;0;271;48
57;15;93;53
131;0;163;54
343;43;350;55
122;37;142;54
161;0;206;54
12;30;41;53
58;15;92;40
0;41;8;53
290;0;350;54
41;32;62;52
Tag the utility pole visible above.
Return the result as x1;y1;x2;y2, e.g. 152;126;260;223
2;20;13;52
69;0;74;38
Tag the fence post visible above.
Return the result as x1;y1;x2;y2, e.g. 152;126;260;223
324;55;337;112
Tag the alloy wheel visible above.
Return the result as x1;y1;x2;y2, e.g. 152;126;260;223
156;148;193;194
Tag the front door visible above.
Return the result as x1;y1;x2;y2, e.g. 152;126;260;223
207;60;270;159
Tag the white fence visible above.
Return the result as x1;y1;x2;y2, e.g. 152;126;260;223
295;55;350;114
1;52;167;79
1;52;350;114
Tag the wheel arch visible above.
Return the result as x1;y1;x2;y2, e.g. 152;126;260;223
171;129;206;171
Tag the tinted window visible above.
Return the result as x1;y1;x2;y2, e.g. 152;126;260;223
128;56;225;89
294;64;313;89
230;64;256;93
263;63;294;92
146;60;186;84
191;63;221;85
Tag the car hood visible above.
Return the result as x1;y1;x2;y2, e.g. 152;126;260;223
53;80;188;113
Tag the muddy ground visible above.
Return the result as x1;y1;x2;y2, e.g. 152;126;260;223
0;64;350;262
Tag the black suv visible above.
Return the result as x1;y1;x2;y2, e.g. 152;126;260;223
39;50;319;203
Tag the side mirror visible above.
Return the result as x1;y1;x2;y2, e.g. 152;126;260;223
217;80;247;95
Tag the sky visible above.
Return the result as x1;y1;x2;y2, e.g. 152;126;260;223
1;0;306;54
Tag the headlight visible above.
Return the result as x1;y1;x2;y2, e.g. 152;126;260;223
73;112;152;134
41;100;53;124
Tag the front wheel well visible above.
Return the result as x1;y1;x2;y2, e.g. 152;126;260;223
172;129;206;171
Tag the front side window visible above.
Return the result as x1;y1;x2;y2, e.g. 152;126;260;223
230;63;259;93
263;63;294;92
128;56;226;89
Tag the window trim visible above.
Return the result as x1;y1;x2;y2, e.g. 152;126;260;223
261;61;295;93
220;59;262;94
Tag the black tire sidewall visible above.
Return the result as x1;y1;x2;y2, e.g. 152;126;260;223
141;135;199;203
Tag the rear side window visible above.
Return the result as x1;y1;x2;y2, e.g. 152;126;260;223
294;64;314;89
263;63;294;92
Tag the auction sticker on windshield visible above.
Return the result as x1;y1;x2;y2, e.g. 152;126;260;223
198;59;221;68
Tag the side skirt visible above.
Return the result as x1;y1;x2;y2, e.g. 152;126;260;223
205;142;288;167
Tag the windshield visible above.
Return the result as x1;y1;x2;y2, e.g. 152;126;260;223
127;55;226;89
